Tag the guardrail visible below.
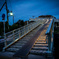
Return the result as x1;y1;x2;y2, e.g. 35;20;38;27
3;20;46;51
45;19;54;53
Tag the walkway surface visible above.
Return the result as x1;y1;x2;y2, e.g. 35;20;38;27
0;20;51;59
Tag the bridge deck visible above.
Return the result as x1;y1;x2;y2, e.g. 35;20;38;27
0;20;51;59
13;20;50;58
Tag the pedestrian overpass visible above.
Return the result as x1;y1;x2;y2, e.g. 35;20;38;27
0;18;54;59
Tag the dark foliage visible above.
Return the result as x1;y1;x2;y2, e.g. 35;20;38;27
0;20;25;36
38;15;55;18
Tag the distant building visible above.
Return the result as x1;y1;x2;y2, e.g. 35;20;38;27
29;15;56;22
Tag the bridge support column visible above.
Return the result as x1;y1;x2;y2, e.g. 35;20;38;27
47;34;51;51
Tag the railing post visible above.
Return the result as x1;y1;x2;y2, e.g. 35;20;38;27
27;25;28;32
4;34;7;48
51;21;54;52
46;35;48;43
3;34;7;51
13;30;15;41
47;34;51;51
24;26;25;34
19;29;20;38
28;25;29;32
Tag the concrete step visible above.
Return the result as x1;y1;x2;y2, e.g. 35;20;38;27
6;48;19;52
27;34;34;36
38;39;46;41
32;47;48;50
28;54;46;59
37;40;45;42
15;41;26;45
30;50;47;55
20;39;29;41
34;44;48;47
14;43;25;46
17;41;27;43
35;42;46;44
0;52;15;57
40;36;46;39
20;39;29;42
26;34;34;37
27;35;33;37
23;36;30;38
10;45;22;48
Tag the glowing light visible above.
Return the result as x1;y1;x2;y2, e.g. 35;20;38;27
10;12;13;16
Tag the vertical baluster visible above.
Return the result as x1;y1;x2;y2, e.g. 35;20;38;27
21;28;22;36
22;27;23;35
19;29;20;38
30;24;31;30
3;34;7;51
13;30;15;41
28;24;29;32
29;25;30;31
30;24;32;30
5;34;7;48
46;35;48;43
24;26;25;34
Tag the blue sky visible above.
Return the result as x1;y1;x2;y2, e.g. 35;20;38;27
0;0;59;25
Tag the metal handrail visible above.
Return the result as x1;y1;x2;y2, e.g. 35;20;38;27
45;19;54;35
45;19;54;53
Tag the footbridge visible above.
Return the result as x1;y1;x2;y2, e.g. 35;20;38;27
0;18;54;59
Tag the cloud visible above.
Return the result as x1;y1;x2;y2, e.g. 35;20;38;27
0;0;59;24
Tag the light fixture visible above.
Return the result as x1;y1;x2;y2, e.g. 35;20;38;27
10;11;13;16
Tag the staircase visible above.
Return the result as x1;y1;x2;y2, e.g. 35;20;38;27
0;24;43;58
29;23;49;56
0;20;51;59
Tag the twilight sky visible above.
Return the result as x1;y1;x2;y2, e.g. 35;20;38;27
0;0;59;25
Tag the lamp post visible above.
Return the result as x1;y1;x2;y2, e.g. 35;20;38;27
10;11;14;24
2;14;7;48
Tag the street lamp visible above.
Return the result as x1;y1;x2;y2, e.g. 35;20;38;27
9;11;14;24
10;12;13;16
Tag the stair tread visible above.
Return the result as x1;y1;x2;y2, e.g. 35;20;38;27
20;39;29;41
11;45;22;48
7;48;19;52
17;41;27;43
14;43;25;45
38;39;46;40
0;52;14;57
34;44;48;45
30;50;47;52
17;40;27;43
32;47;48;50
36;42;46;44
34;44;48;46
30;50;47;55
38;39;45;41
